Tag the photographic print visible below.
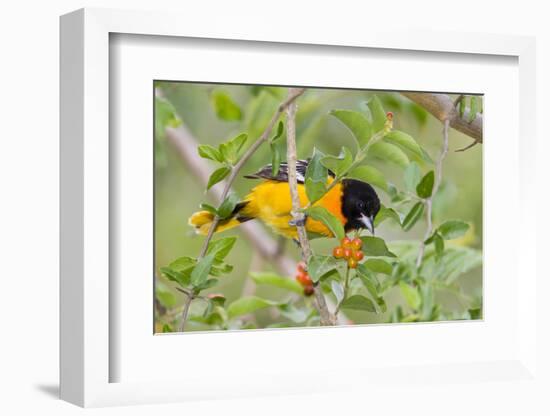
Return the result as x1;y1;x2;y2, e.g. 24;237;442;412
154;82;482;333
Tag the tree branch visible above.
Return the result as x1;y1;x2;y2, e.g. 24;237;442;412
285;88;336;326
401;92;482;145
416;119;450;268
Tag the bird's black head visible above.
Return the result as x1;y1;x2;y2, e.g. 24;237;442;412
341;179;381;234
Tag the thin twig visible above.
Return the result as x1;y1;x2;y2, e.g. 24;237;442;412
416;119;450;268
178;292;194;332
285;88;336;326
197;88;306;259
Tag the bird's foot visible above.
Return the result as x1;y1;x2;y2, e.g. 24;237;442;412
289;215;307;227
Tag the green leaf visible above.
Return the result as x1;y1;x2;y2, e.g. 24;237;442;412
340;295;376;312
356;268;386;313
220;133;248;164
199;203;218;216
160;265;191;287
347;165;388;192
399;282;421;310
433;233;445;258
307;255;340;283
195;278;219;291
437;220;470;240
306;206;345;240
206;237;237;261
329;109;372;147
190;254;216;288
320;147;353;177
270;144;281;176
217;193;240;219
469;96;479;123
360;236;397;257
168;256;197;273
227;296;279;319
198;145;223;163
207;166;231;190
368;142;409;168
271;120;284;143
366;95;387;132
363;258;393;275
416;171;435;198
374;205;401;227
402;201;424;231
270;121;285;176
210;263;234;276
250;272;303;294
403;162;421;192
304;148;328;202
211;91;242;121
384;130;424;159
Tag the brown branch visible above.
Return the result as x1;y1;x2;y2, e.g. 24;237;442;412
285;88;336;326
401;92;482;144
416;119;450;268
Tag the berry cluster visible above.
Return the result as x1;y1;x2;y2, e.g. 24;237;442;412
333;237;364;269
295;262;314;296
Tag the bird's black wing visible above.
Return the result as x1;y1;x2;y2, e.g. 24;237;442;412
244;159;311;184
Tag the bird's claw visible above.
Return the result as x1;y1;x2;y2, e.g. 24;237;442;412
289;215;307;227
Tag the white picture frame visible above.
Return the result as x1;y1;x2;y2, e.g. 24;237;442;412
60;7;540;408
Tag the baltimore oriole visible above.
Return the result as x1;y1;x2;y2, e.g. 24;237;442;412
189;160;381;239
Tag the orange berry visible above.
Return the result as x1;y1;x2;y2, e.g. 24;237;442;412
343;248;352;259
353;250;364;261
348;258;359;269
303;285;314;296
341;237;352;248
333;246;345;259
296;270;312;287
351;238;363;250
297;261;306;272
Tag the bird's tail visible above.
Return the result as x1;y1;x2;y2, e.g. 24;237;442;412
188;202;252;235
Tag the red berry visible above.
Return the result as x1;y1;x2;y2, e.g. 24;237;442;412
303;285;314;296
353;250;364;261
351;238;363;250
343;248;352;259
386;111;394;120
296;270;312;287
341;237;352;248
333;246;345;259
348;258;359;269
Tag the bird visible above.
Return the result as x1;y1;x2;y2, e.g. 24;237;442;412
188;159;381;240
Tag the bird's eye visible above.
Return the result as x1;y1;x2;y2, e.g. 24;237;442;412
357;201;365;210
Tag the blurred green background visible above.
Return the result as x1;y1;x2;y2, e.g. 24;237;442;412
154;82;482;331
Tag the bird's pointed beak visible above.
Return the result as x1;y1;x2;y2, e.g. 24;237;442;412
360;214;375;235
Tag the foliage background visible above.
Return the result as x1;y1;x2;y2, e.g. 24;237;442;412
154;82;483;332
